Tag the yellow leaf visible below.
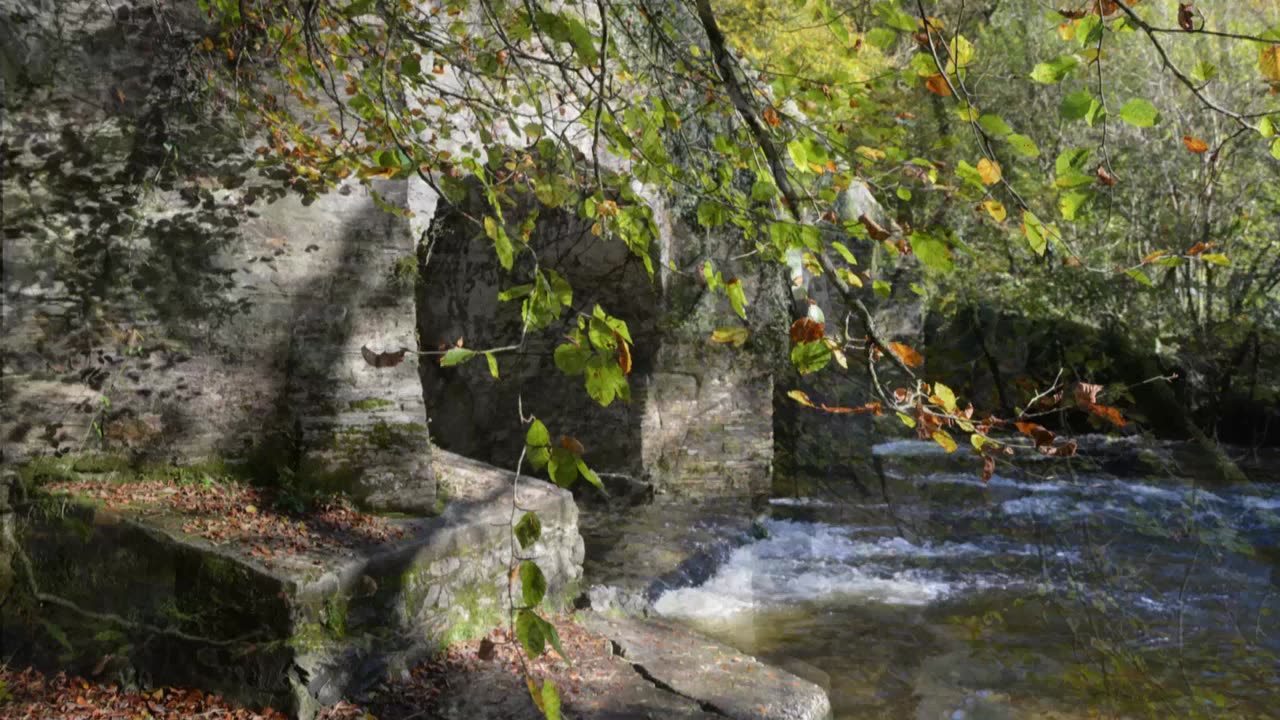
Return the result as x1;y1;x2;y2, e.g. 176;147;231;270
710;327;750;347
981;199;1007;223
1057;22;1076;42
977;158;1002;185
1260;45;1280;84
932;382;957;412
932;430;958;454
787;390;816;408
856;146;886;161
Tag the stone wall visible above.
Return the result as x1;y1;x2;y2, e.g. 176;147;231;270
0;1;433;511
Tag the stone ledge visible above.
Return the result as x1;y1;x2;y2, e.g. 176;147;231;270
2;451;585;719
579;614;832;720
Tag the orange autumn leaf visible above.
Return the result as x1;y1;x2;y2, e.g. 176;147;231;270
1182;135;1209;153
1186;241;1214;256
1015;421;1056;448
617;335;632;375
1089;403;1128;427
1096;166;1117;186
925;74;952;96
888;342;924;368
763;105;782;128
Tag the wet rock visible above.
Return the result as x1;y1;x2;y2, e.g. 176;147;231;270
580;613;832;720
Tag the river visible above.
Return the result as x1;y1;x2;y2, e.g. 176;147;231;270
647;440;1280;719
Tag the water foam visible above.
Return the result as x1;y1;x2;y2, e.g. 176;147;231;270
653;519;997;618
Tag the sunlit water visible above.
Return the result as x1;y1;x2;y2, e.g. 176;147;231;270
651;442;1280;719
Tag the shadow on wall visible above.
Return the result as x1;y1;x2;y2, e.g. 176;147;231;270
416;187;658;476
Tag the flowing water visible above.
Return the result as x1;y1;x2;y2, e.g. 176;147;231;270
649;441;1280;719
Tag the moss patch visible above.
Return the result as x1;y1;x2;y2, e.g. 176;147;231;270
346;398;395;412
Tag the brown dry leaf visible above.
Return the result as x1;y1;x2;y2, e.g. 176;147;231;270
1186;241;1214;255
789;318;826;344
560;436;586;457
1096;166;1117;186
858;213;893;241
888;341;924;368
1073;382;1103;407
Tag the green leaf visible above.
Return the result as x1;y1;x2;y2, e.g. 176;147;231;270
516;609;546;658
726;279;748;320
1055;148;1091;175
696;200;726;228
1258;117;1274;138
1120;98;1160;128
787;140;808;169
873;280;891;298
790;340;832;375
520;561;548;607
955;160;984;188
896;411;916;428
587;318;618;351
514;511;542;549
1126;268;1153;286
554;343;590;375
1201;253;1231;266
577;459;605;492
978;114;1012;137
441;348;477;367
750;178;777;202
498;284;534;302
527;420;551;469
584;354;629;406
1059;189;1094;221
1031;55;1079;84
549;446;580;487
542;680;562;720
1060;89;1094;121
485;352;499;379
831;242;858;265
896;187;912;201
909;231;953;273
1023;211;1048;256
1084;98;1107;127
1271;138;1280;160
1006;134;1041;157
484;216;515;270
866;27;897;50
540;615;569;664
1190;60;1216;83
